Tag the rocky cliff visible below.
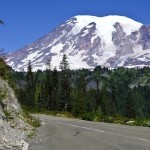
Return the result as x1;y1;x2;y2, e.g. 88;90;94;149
0;77;33;150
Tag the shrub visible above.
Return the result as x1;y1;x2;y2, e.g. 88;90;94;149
142;120;150;127
81;112;95;121
22;109;41;128
3;109;14;120
0;88;6;101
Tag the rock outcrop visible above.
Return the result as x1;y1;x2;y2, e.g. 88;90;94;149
0;77;33;150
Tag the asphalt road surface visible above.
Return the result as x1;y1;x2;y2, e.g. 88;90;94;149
28;114;150;150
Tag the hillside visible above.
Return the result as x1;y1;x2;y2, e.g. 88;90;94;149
0;77;34;150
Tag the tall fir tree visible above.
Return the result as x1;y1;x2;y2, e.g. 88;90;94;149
51;67;59;110
25;61;35;107
125;90;136;118
59;54;71;111
100;86;109;115
111;81;117;114
44;58;53;110
34;83;41;110
73;72;87;116
0;21;5;77
92;66;103;109
0;49;7;78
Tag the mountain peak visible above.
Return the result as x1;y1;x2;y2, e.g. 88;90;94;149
69;15;142;45
6;15;149;71
73;15;142;32
73;15;142;24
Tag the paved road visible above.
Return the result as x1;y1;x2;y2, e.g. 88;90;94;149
28;114;150;150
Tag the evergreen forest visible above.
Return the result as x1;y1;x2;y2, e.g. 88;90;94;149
1;54;150;126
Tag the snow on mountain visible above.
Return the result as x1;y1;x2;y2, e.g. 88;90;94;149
6;15;150;71
74;15;142;44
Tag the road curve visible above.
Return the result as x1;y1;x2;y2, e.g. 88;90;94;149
28;114;150;150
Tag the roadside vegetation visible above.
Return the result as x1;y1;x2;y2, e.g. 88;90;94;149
0;48;41;132
27;110;150;127
0;31;149;127
0;88;7;101
11;54;150;127
22;109;41;128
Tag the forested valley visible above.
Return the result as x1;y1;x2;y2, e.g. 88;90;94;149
1;54;150;126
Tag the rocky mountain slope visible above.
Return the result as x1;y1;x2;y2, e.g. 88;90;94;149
6;15;150;71
0;77;33;150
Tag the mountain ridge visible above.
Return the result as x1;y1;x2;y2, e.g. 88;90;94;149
6;15;150;71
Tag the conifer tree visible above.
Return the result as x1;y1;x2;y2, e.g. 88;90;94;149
0;49;6;77
111;81;117;114
0;21;5;77
59;54;71;111
38;81;46;110
44;58;53;110
101;87;109;115
74;72;87;116
34;83;41;109
92;66;102;108
51;67;59;110
25;61;35;107
125;90;136;118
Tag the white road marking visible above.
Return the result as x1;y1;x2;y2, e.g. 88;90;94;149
55;121;150;142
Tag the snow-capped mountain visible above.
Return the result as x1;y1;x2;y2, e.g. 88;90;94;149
6;15;150;71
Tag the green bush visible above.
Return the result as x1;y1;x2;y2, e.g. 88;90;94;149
0;88;6;101
131;118;150;127
81;112;95;121
22;109;41;128
109;114;127;124
3;109;14;120
142;120;150;127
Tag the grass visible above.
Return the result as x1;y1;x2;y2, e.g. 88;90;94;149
81;112;150;127
22;109;41;128
3;109;14;120
21;106;150;128
0;88;7;101
22;110;41;139
27;131;36;139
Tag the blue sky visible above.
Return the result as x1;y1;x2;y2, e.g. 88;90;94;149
0;0;150;52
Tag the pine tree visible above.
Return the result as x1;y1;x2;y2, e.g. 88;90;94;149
86;89;96;112
0;49;7;77
38;81;46;110
0;22;6;77
17;87;26;105
59;54;71;111
25;61;35;107
125;90;136;118
92;66;102;108
44;59;53;110
101;87;109;115
34;83;41;110
111;81;117;114
73;72;87;116
51;67;59;110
